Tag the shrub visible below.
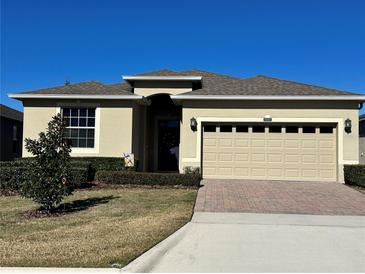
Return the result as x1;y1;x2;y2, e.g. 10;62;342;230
344;165;365;187
0;164;28;193
96;171;201;187
72;157;125;171
0;160;90;193
21;114;73;211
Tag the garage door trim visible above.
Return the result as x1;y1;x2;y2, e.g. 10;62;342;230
181;117;347;182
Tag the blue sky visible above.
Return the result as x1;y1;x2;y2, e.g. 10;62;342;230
1;0;365;112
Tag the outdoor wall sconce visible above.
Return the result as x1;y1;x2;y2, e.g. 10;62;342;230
344;118;352;133
190;117;198;131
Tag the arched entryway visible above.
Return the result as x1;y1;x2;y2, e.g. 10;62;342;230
145;94;181;172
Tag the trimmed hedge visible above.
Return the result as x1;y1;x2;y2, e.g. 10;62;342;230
71;157;125;172
0;160;90;193
344;165;365;187
96;171;201;187
18;157;126;180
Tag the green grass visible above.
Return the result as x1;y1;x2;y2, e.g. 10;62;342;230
0;187;197;267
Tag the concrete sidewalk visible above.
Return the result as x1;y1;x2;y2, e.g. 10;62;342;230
122;213;365;272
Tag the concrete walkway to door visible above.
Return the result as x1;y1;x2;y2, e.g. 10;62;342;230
195;179;365;215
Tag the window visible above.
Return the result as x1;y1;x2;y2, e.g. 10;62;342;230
269;126;282;133
62;107;96;148
286;126;299;133
252;126;265;133
12;126;18;141
236;125;249;132
303;126;316;133
220;125;232;132
320;126;334;134
204;125;216;132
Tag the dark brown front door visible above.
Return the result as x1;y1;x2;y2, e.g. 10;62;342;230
157;119;180;171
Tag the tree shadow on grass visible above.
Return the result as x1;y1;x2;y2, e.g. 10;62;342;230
23;195;120;219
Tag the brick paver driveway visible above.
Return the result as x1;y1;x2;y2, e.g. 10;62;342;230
195;179;365;215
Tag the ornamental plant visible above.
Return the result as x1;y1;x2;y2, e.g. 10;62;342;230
21;114;73;212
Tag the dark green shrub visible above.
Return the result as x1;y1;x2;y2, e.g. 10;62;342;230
70;167;89;187
344;165;365;187
71;157;125;171
21;114;73;211
96;171;201;187
0;160;90;193
0;165;28;193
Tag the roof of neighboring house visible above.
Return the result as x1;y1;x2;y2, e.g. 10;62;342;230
0;104;23;121
8;69;363;99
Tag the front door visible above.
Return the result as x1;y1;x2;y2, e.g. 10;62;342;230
157;119;180;171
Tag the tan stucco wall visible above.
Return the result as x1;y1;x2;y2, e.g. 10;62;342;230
133;81;192;97
179;100;359;182
22;99;135;158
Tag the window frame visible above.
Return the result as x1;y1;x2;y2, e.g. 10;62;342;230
62;107;96;148
57;103;100;154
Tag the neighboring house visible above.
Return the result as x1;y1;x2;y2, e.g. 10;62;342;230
8;69;365;182
359;114;365;164
0;104;23;161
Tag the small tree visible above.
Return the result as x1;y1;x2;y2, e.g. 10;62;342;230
21;114;73;212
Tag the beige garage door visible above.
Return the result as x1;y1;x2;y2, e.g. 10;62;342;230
202;124;337;182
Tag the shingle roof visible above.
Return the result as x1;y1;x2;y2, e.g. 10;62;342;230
178;69;359;96
0;104;23;121
17;80;134;96
10;69;361;97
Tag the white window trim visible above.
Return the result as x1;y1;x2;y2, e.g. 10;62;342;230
181;117;354;179
56;103;100;155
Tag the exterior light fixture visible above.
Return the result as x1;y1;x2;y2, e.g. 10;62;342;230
190;117;198;131
263;115;272;122
344;118;352;133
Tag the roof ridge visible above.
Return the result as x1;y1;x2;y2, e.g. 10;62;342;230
255;75;358;95
181;68;245;80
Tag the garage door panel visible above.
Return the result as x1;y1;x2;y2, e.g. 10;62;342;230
235;153;249;161
251;139;265;147
234;167;249;176
251;153;265;162
234;139;249;147
251;168;266;177
203;152;217;161
218;153;233;161
284;154;301;163
318;140;335;148
203;138;217;147
302;154;317;163
302;140;317;149
202;124;337;181
267;154;283;163
267;168;283;177
218;167;233;176
285;139;300;148
267;139;284;148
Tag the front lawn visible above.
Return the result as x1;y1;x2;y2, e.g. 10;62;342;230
0;187;197;267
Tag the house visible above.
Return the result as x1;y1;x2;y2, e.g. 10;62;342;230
0;104;23;161
8;69;365;182
359;114;365;164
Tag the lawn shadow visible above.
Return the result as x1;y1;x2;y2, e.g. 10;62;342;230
57;195;119;213
23;195;120;219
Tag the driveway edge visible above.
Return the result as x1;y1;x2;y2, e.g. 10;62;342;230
121;222;192;273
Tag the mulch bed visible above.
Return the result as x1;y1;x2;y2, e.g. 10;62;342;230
22;209;71;219
74;182;199;192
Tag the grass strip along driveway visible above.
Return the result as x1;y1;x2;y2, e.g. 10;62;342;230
0;187;197;267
